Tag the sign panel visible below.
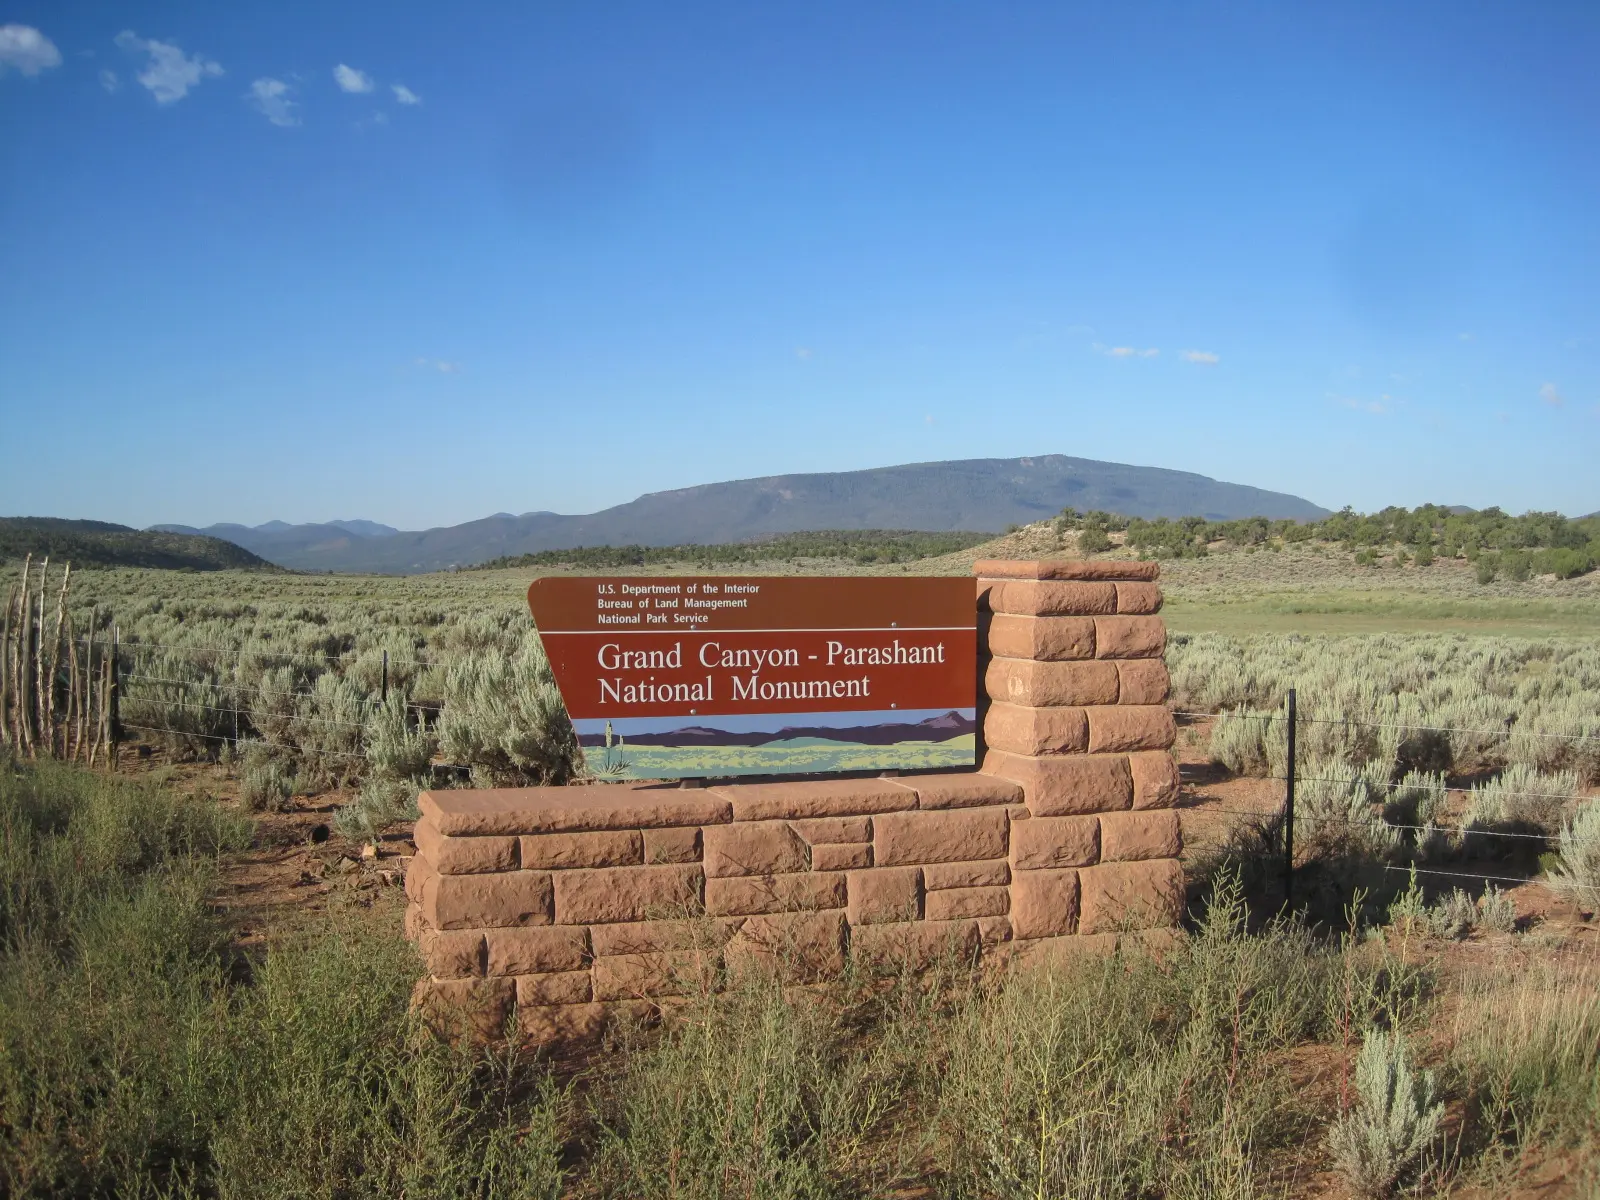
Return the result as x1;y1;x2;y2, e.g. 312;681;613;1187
527;576;975;779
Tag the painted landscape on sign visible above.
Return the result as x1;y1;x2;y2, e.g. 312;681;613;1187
573;708;976;778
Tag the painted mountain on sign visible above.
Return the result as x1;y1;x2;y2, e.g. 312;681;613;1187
153;454;1328;574
575;710;976;748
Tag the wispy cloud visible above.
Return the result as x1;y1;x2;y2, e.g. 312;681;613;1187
1458;332;1475;342
1332;393;1387;415
247;78;299;127
414;357;460;373
99;68;118;92
0;24;61;76
794;347;813;360
1095;344;1159;359
1181;349;1219;365
392;83;420;105
1539;382;1564;407
333;63;373;93
114;31;221;104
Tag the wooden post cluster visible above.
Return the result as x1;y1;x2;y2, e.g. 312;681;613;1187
405;558;1183;1046
1;556;115;765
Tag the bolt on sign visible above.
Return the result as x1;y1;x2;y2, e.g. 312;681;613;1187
527;576;976;779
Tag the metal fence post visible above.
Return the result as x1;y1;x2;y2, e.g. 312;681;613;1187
1284;687;1297;906
381;650;389;705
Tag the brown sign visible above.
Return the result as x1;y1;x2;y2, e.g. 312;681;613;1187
527;576;976;779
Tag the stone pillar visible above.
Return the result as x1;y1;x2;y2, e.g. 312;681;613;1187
402;558;1185;1044
974;558;1183;941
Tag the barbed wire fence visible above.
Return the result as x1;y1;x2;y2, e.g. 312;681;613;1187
1173;698;1600;902
5;558;1597;903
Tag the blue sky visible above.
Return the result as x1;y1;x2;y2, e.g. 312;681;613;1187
1;2;1596;530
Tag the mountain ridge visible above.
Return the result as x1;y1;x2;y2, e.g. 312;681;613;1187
148;453;1331;574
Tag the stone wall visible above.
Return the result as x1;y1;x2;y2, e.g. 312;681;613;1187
403;558;1180;1043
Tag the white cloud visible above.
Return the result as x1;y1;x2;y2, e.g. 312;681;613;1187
99;68;119;92
794;347;813;360
414;357;459;372
1332;393;1386;415
1181;349;1219;365
1539;382;1564;407
391;83;420;105
333;63;373;93
1096;344;1159;358
0;24;62;76
247;78;299;127
114;31;222;104
1458;332;1475;342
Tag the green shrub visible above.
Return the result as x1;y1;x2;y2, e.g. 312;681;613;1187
438;634;581;786
1327;1027;1442;1198
1076;524;1112;554
1475;554;1499;584
1532;547;1595;579
1412;541;1434;567
241;757;295;812
1548;799;1600;901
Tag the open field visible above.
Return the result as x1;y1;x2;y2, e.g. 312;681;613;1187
5;525;1600;1195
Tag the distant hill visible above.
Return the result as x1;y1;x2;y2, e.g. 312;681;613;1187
0;518;275;572
152;519;400;568
159;454;1329;574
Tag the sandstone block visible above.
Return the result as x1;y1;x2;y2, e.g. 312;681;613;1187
553;864;704;925
985;659;1120;708
1010;932;1121;969
412;977;514;1042
519;830;643;870
643;826;703;864
705;872;846;916
593;950;718;1000
419;782;731;837
417;928;484;978
973;559;1160;582
1010;869;1080;939
1092;616;1166;659
923;858;1010;889
925;885;1009;921
811;842;871;872
1129;750;1180;809
1114;582;1163;614
405;852;438;905
873;807;1009;866
703;821;811;877
983;750;1133;816
1085;706;1176;753
516;1001;608;1047
984;703;1089;756
485;926;590;976
849;919;981;969
983;613;1097;660
1116;660;1172;706
589;917;741;957
725;910;847;981
515;970;593;1006
413;819;519;875
1078;860;1184;935
1010;815;1100;869
902;773;1024;810
1098;810;1182;862
425;871;553;931
714;778;916;821
846;866;923;924
978;916;1012;946
404;901;424;941
790;816;871;844
987;580;1117;617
